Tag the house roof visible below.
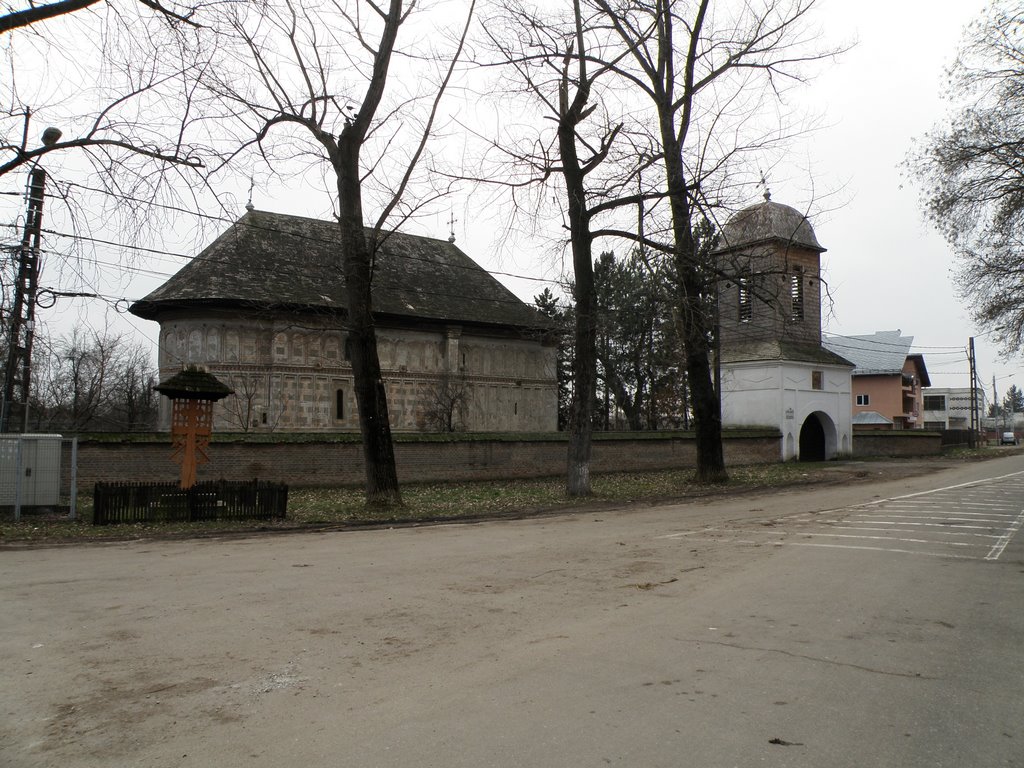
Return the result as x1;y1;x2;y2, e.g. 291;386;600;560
852;410;894;425
131;209;548;333
714;194;824;255
822;330;930;385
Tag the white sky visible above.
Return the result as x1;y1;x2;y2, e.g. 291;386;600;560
4;0;1015;404
774;0;1004;394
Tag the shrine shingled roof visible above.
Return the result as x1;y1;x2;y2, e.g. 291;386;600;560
131;210;548;332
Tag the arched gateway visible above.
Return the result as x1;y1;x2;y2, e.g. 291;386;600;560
799;412;832;461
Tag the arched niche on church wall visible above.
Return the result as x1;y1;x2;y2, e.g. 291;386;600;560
225;330;240;363
187;329;203;362
272;332;288;364
324;334;341;363
206;327;220;362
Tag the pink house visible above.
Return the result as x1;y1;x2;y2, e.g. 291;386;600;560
822;330;931;430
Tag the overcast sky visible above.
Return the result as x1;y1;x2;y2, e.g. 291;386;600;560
470;0;1007;394
771;0;1000;393
4;0;1012;402
464;0;1008;395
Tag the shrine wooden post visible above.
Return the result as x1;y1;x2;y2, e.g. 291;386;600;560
154;367;233;489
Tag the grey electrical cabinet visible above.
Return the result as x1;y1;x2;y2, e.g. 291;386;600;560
0;434;63;507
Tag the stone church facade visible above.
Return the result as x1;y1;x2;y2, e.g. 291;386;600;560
131;210;558;433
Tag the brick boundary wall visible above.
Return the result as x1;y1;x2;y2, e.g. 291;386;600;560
76;432;782;489
71;429;941;489
851;431;942;458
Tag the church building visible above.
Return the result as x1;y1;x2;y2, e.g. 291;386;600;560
713;194;854;460
131;210;558;433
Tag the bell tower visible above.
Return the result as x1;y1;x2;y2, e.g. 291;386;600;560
715;192;826;355
712;195;853;461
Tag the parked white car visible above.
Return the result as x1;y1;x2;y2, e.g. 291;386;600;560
1000;431;1019;446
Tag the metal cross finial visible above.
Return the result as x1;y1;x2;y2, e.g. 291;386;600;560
448;212;457;243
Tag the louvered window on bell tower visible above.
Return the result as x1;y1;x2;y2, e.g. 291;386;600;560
790;266;804;320
738;277;752;322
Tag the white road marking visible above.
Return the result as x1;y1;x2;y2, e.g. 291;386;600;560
784;543;977;560
660;470;1024;560
823;525;1001;539
985;509;1024;561
793;532;973;546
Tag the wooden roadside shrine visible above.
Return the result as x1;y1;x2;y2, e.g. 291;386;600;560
154;367;233;489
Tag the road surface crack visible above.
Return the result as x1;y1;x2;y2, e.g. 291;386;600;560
676;637;938;679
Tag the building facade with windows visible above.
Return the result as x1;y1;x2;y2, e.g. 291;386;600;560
921;387;978;430
822;330;930;430
131;210;558;433
713;194;854;461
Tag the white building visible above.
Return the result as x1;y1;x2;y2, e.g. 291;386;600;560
714;194;854;460
921;387;976;430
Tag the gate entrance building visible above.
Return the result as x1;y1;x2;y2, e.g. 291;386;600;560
713;195;854;461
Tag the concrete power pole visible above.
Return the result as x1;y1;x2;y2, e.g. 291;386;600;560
969;337;978;447
993;375;1001;429
1;167;46;433
1;125;60;433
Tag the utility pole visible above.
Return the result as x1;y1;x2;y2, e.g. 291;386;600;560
1;125;60;433
969;337;977;447
2;167;46;433
993;375;1000;428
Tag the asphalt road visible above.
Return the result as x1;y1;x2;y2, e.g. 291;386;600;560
2;456;1023;767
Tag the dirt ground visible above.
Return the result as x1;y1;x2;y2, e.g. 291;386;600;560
0;453;1012;767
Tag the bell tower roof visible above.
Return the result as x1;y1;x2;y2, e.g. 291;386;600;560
715;194;824;254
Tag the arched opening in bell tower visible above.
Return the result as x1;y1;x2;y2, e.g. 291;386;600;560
798;411;837;461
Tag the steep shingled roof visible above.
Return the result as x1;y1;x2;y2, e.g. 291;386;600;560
714;194;824;255
131;210;548;332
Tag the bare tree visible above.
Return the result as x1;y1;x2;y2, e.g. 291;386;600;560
0;0;200;35
479;0;830;487
590;0;835;482
108;342;159;430
31;328;157;431
480;0;644;495
219;371;290;433
206;0;475;506
907;0;1024;353
1;2;216;185
420;371;469;432
221;373;262;432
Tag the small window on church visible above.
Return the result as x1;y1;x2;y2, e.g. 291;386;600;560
790;267;804;320
812;370;823;390
856;394;870;406
335;389;345;420
344;337;352;362
738;277;751;323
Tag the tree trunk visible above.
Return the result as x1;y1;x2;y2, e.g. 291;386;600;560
662;131;727;483
560;0;599;497
564;180;597;496
336;141;402;507
567;274;597;495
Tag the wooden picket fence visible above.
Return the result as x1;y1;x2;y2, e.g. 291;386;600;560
92;480;288;525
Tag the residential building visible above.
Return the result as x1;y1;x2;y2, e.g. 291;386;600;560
131;210;558;433
921;387;976;430
823;330;931;429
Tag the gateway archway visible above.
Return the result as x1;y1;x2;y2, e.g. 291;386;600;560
798;411;838;461
799;415;825;461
